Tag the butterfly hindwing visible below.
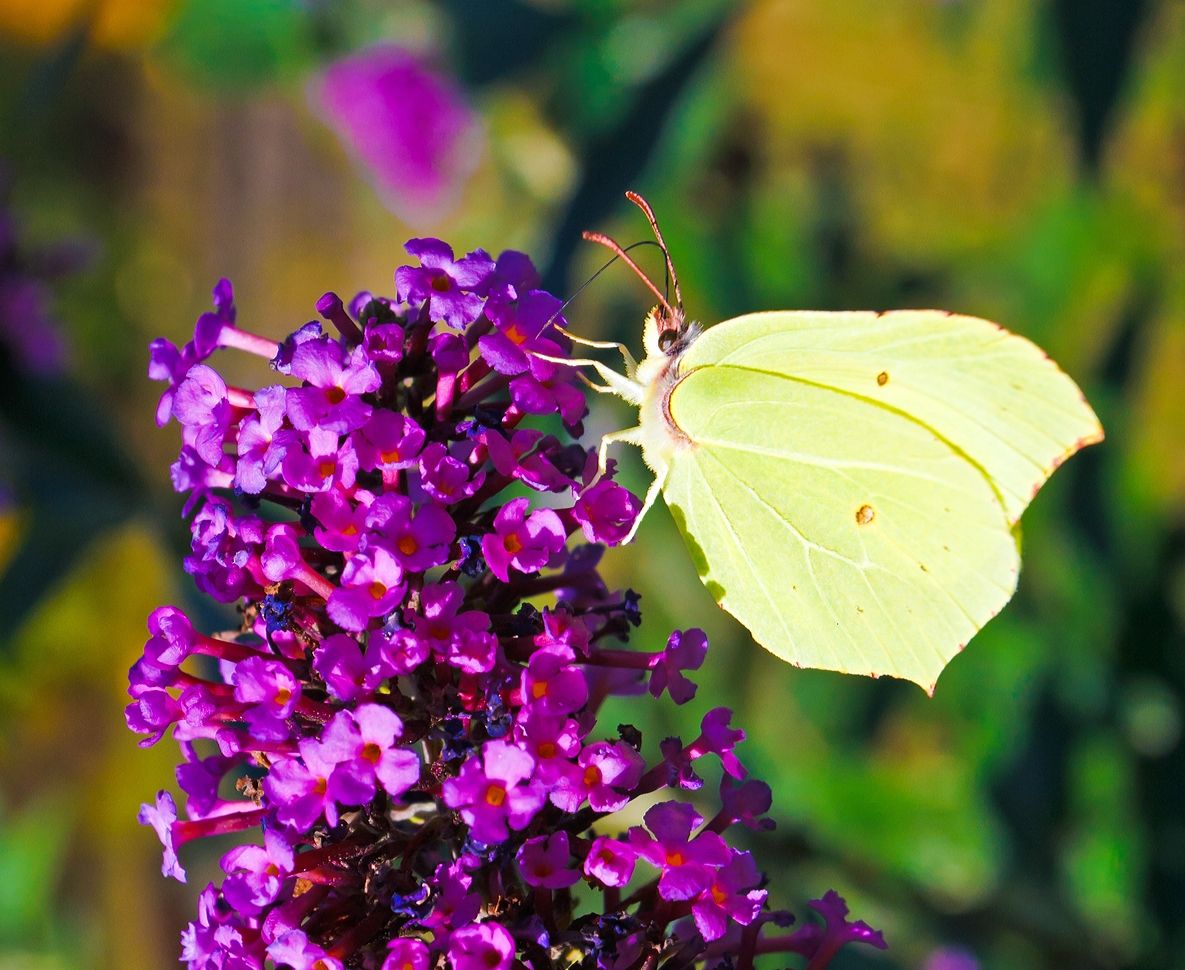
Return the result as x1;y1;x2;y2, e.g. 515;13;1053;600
662;353;1025;690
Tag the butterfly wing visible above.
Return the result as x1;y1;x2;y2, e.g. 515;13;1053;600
676;310;1103;523
658;310;1100;690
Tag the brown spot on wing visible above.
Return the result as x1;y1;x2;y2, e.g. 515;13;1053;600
855;504;875;525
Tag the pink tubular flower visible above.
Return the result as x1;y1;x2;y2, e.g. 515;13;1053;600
365;493;456;572
312;634;387;702
448;923;515;970
550;740;645;813
482;497;566;582
584;836;636;888
235;384;291;494
327;541;408;633
478;289;565;375
648;628;709;705
138;790;185;881
232;657;301;741
688;707;747;779
395;238;494;329
220;830;293;916
267;930;344;970
629;801;731;901
142;605;199;670
411;581;491;657
263;735;345;830
314;46;482;228
383;938;430;970
517;831;580;888
311;489;370;553
690;850;766;942
418;441;484;504
285;337;380;434
513;708;582;784
281;427;359;493
442;739;545;844
353;410;425;473
572;479;642;545
521;645;588;716
318;705;421;803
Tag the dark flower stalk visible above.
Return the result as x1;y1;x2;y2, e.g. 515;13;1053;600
131;237;888;970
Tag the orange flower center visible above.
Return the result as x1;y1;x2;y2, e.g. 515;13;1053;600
343;524;358;536
314;777;328;795
362;742;382;763
398;536;418;556
429;623;451;641
274;687;291;705
666;850;684;867
431;275;452;293
319;461;336;478
537;742;556;759
485;784;507;807
531;680;548;699
583;764;602;787
325;386;346;405
369;581;388;600
711;884;728;905
505;324;528;346
380;447;403;463
503;533;523;554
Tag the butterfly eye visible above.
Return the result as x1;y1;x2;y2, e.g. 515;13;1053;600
657;330;678;352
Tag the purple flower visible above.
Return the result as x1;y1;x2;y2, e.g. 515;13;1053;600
690;851;766;942
418;859;481;936
220;830;294;915
521;645;588;716
267;930;344;970
310;489;370;553
327;541;408;633
517;831;580;888
235;384;291;494
233;657;301;741
628;801;730;901
395;238;494;329
373;625;431;676
442;739;545;844
318;705;421;803
139;790;185;882
366;493;456;572
418;441;485;504
125;688;182;747
536;607;590;657
353;410;424;473
485;429;578;493
509;356;587;426
383;939;430;970
312;634;387;701
481;498;566;582
447;923;515;970
142;605;199;670
172;365;231;467
411;581;491;657
363;320;405;365
281;427;359;493
513;708;581;784
719;777;775;832
184;498;264;603
190;278;236;358
285;338;380;434
478;290;565;375
660;736;702;791
551;740;645;813
689;707;746;779
649;628;708;705
430;331;470;373
584;837;636;888
263;736;344;830
148;336;198;426
572;480;642;546
788;891;888;966
176;743;241;820
314;46;482;227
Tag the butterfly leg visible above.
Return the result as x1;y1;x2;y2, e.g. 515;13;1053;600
552;326;639;379
596;426;644;478
532;351;643;405
622;464;668;544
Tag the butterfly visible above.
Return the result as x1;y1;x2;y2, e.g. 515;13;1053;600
549;192;1102;694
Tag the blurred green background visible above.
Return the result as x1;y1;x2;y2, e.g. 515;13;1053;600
0;0;1181;968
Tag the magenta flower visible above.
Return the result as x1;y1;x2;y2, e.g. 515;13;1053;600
513;708;582;784
365;493;455;572
312;634;387;701
584;836;636;888
481;497;566;582
318;705;421;803
417;859;481;936
310;489;370;553
395;238;494;329
411;581;491;657
485;429;578;493
509;356;588;426
353;410;425;473
263;735;344;830
286;338;380;434
233;656;301;740
327;541;408;633
690;850;766;942
314;45;482;227
536;607;590;657
184;498;264;604
220;830;293;915
148;336;198;426
142;605;198;670
442;739;545;844
517;831;580;888
551;740;645;813
171;364;231;469
521;645;588;717
383;938;430;970
235;384;291;494
719;777;775;832
125;688;182;747
430;331;470;373
267;930;344;970
648;628;708;705
419;441;485;504
281;427;359;493
447;923;515;970
372;625;431;676
138;790;185;882
478;289;565;375
572;479;642;546
628;801;731;901
689;707;747;779
787;891;889;966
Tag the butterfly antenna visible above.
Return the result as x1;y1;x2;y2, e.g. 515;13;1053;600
557;240;663;317
625;191;683;311
581;230;678;321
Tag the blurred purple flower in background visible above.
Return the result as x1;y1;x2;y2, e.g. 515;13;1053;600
312;45;483;227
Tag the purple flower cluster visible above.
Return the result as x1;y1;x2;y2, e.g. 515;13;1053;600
132;238;886;970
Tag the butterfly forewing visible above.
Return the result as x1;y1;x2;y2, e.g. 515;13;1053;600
662;363;1021;691
676;310;1103;524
